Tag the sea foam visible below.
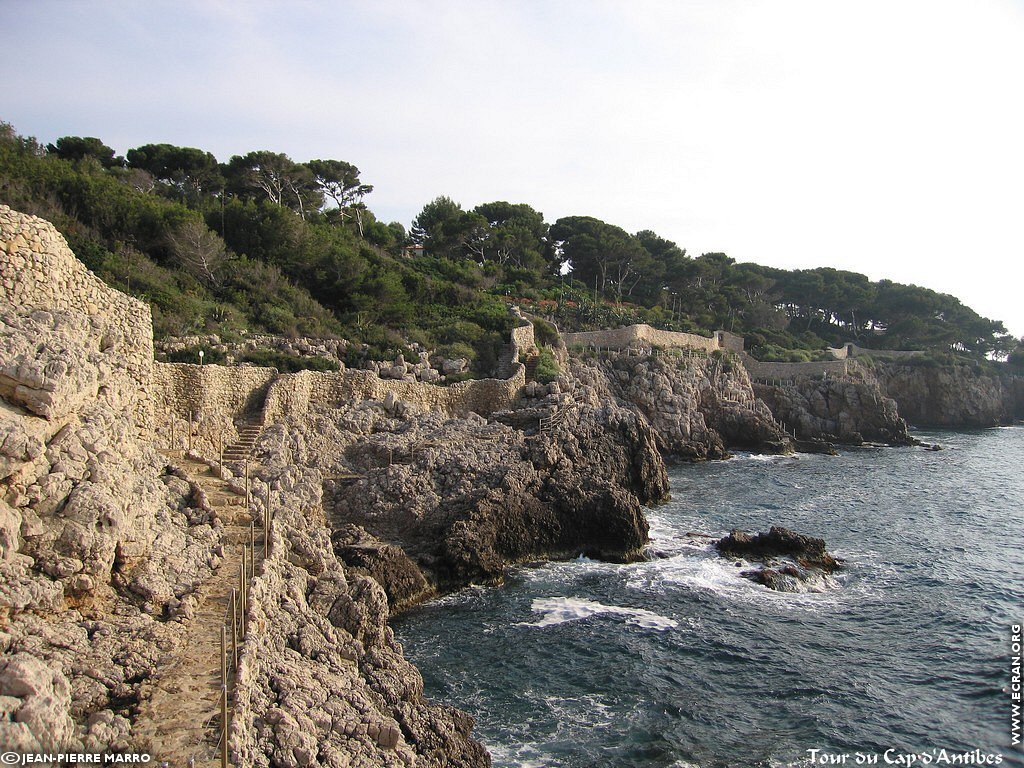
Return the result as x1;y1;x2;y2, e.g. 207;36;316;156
523;596;679;631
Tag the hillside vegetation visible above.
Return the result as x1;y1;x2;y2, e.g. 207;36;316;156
1;121;1018;371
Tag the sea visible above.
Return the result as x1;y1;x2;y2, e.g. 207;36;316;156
392;427;1024;768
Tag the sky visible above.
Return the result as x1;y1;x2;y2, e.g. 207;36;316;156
2;0;1022;336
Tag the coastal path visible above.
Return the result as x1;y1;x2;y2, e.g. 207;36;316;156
133;450;265;767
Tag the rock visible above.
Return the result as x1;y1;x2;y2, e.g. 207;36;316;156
753;367;914;445
793;438;839;455
0;653;77;750
872;361;1024;428
442;358;468;376
331;524;433;610
569;351;791;458
716;526;840;570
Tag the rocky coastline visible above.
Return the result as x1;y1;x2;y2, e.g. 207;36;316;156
1;204;1022;765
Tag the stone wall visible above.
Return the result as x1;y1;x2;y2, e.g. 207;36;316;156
150;363;279;454
826;343;923;360
148;308;534;445
742;355;852;380
0;205;155;431
263;365;527;422
563;324;723;352
510;314;537;358
715;330;746;352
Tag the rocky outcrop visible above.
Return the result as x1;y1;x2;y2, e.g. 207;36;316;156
332;525;435;611
753;365;913;445
229;467;488;768
0;314;219;751
716;526;841;593
0;205;154;432
1;206;493;763
569;351;791;458
256;397;665;598
871;361;1024;428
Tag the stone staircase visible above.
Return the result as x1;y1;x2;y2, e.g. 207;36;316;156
523;354;539;382
493;343;517;380
221;417;264;464
134;451;265;766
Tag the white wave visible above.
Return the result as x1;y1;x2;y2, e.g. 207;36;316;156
485;744;549;768
729;452;800;463
523;596;679;631
625;552;848;613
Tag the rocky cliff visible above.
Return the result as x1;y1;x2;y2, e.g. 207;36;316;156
228;464;488;768
251;394;665;605
0;207;491;765
0;254;219;750
870;361;1024;428
752;364;913;445
568;350;792;459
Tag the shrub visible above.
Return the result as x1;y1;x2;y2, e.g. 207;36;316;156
239;349;339;372
531;317;560;346
533;347;560;384
166;345;226;365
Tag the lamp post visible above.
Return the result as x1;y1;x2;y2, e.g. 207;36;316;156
199;349;205;366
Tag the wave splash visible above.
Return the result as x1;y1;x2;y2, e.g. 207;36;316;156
522;596;679;631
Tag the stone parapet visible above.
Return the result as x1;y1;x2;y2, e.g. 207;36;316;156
563;324;722;352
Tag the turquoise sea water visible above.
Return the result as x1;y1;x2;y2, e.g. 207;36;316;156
393;428;1024;767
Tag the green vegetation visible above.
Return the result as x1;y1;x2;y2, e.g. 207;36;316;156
238;349;340;373
1;120;1019;371
166;346;226;365
532;348;561;384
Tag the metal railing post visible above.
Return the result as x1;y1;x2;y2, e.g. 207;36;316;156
239;555;246;638
221;624;228;768
264;483;271;560
230;588;238;670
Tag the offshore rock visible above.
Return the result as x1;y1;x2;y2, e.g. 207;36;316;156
716;526;842;592
716;526;840;570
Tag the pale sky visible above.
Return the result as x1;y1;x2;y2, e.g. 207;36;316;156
2;0;1022;336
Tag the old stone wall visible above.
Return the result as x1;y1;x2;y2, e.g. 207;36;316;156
510;315;537;357
263;365;527;422
150;363;279;455
563;324;723;352
826;343;923;360
742;355;851;380
715;330;746;352
0;205;154;431
149;311;532;447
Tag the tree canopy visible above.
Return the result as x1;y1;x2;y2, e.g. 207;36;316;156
1;119;1016;365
